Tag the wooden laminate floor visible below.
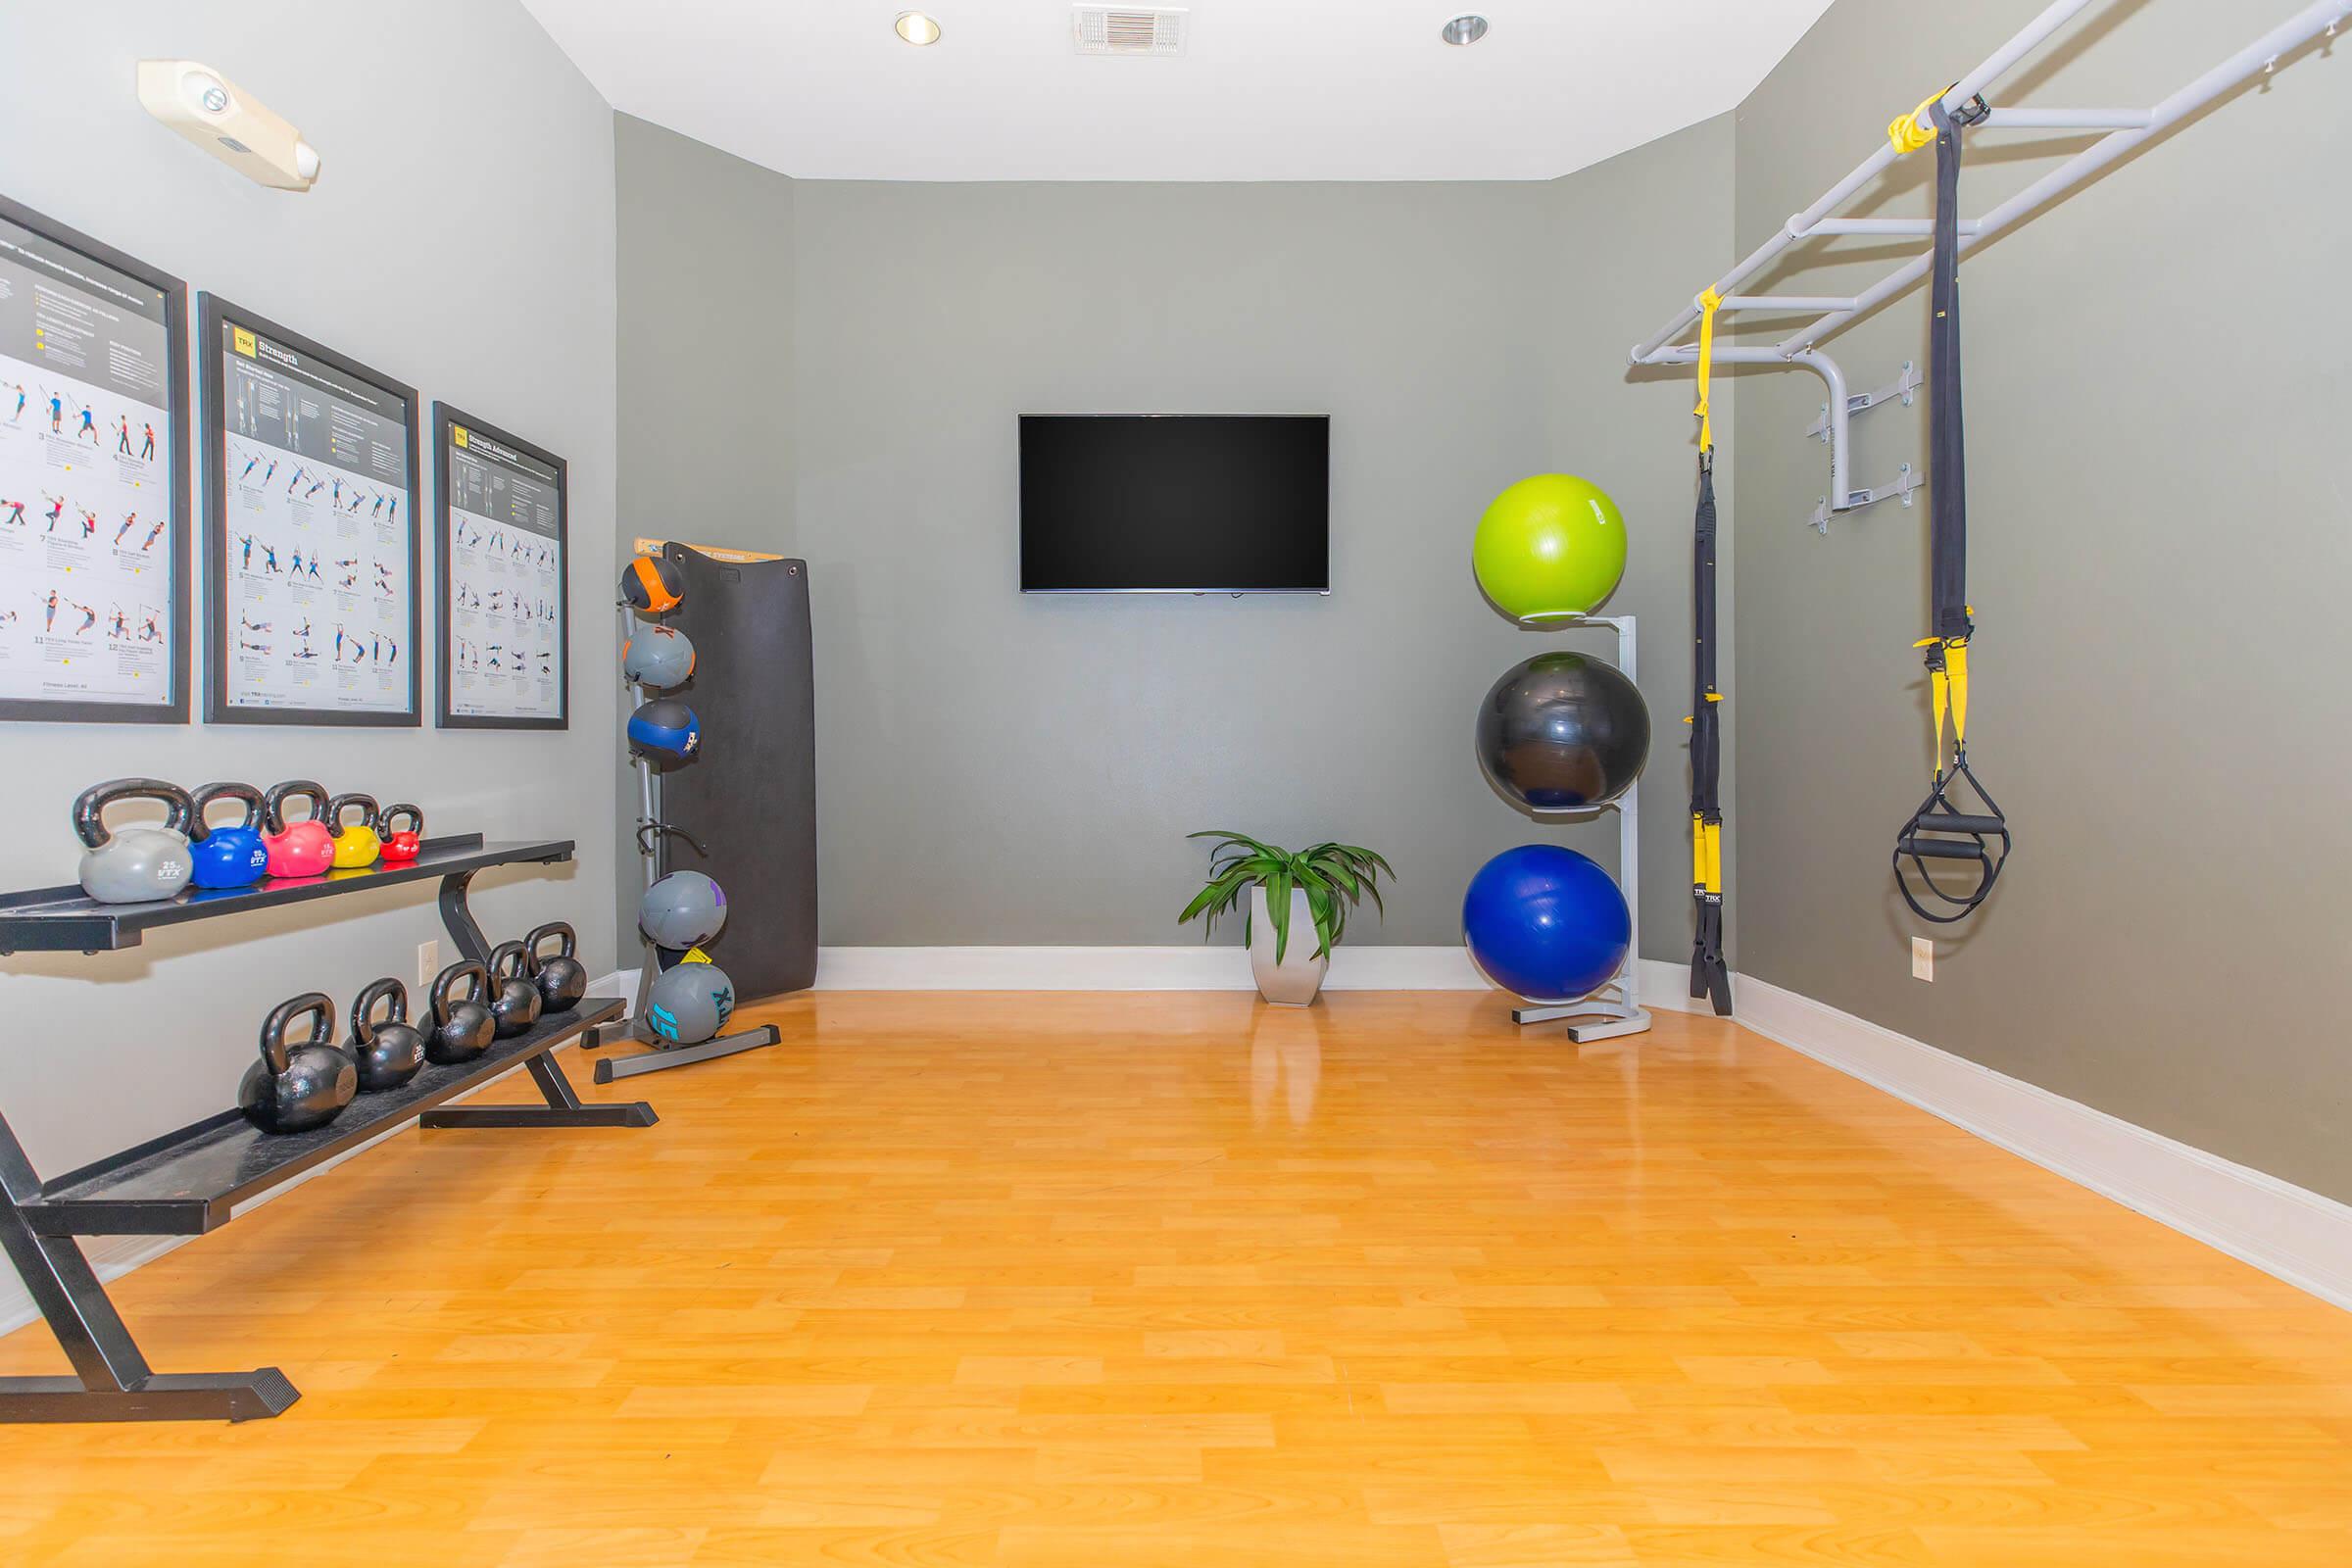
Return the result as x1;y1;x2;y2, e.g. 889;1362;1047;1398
2;991;2348;1565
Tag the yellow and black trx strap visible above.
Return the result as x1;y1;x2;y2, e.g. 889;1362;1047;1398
1688;288;1731;1013
1891;93;2010;923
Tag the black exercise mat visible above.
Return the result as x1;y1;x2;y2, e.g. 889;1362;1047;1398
652;543;818;998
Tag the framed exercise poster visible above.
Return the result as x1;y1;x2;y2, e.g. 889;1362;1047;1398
201;294;420;725
0;195;189;723
433;404;567;729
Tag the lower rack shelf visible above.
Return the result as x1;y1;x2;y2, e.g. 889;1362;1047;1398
24;998;631;1237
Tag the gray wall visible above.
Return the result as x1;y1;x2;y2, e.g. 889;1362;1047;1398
1729;0;2352;1200
612;119;797;953
613;114;1735;952
0;2;620;1180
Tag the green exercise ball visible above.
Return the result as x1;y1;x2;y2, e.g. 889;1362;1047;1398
1473;473;1627;622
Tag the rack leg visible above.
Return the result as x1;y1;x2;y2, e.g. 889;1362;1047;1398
581;925;785;1080
423;867;658;1125
1511;991;1654;1046
583;945;659;1051
419;1048;656;1129
0;1119;294;1423
437;867;492;965
594;1023;782;1083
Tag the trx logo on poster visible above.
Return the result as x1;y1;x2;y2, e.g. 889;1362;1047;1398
454;425;468;448
232;326;257;357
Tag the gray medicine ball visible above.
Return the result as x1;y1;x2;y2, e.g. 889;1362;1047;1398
622;625;697;690
639;870;727;950
646;959;736;1045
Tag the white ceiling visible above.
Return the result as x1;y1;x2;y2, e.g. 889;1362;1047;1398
520;1;1835;182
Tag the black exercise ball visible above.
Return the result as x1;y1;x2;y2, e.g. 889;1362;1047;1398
1475;651;1650;810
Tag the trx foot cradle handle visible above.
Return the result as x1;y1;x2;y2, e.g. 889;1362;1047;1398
1898;836;1991;861
1908;811;2007;837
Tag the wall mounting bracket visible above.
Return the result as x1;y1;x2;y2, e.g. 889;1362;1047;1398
1807;362;1919;442
1812;463;1920;533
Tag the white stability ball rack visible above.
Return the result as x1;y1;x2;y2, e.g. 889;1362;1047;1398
1502;612;1652;1046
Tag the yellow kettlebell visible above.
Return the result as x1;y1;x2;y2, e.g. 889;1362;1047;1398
327;791;383;869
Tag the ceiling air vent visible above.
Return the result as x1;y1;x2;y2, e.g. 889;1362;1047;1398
1072;6;1188;57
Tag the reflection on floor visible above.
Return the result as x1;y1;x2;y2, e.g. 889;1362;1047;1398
2;990;2348;1565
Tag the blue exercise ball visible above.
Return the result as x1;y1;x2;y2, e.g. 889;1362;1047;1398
1462;844;1631;1003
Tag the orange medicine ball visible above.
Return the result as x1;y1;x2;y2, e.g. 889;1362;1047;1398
620;553;684;613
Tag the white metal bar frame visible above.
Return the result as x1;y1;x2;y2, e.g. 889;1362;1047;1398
1804;361;1919;442
1646;345;1864;508
1627;0;2105;367
1628;0;2350;522
1503;614;1653;1046
1772;0;2352;356
1810;463;1919;536
1977;108;2152;129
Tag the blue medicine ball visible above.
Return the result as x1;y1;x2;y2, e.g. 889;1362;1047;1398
1462;844;1631;1004
628;697;701;762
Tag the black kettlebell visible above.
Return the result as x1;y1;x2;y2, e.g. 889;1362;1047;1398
486;941;543;1038
347;976;428;1092
427;960;495;1064
238;993;357;1135
524;921;589;1013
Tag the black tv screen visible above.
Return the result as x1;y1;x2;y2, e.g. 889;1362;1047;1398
1019;415;1329;593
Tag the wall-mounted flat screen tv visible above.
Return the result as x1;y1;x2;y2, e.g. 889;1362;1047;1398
1019;415;1329;594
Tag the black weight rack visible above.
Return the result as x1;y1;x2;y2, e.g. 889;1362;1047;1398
0;834;654;1424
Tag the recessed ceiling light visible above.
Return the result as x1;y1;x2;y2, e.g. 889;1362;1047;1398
1440;16;1489;46
895;11;942;46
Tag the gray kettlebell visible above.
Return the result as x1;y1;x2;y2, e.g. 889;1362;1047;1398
486;941;543;1038
427;961;495;1064
524;921;589;1013
347;977;429;1093
238;993;358;1134
74;777;197;905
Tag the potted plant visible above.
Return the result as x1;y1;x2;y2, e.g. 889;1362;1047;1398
1178;830;1395;1005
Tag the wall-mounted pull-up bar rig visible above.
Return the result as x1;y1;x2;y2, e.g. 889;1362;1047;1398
1631;0;2350;529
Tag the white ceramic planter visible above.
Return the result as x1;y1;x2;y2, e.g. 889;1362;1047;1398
1248;884;1329;1006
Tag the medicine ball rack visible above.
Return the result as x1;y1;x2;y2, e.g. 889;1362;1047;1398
1506;613;1652;1047
0;833;652;1425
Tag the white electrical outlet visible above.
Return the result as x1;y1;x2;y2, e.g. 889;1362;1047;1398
1911;937;1934;981
417;938;440;989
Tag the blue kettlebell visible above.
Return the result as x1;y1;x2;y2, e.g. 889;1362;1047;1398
187;781;272;890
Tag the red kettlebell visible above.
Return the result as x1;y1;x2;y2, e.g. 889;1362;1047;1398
262;780;335;879
375;802;424;864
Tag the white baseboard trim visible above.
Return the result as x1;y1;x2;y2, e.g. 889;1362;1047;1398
0;1234;193;1343
808;945;1712;1005
594;967;642;1011
810;944;1500;991
1635;957;1702;1014
1642;959;2352;1312
632;950;1690;1001
808;949;1712;998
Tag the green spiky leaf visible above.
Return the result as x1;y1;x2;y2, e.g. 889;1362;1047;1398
1177;829;1395;963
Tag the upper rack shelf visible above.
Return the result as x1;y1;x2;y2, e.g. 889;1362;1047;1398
0;834;574;954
